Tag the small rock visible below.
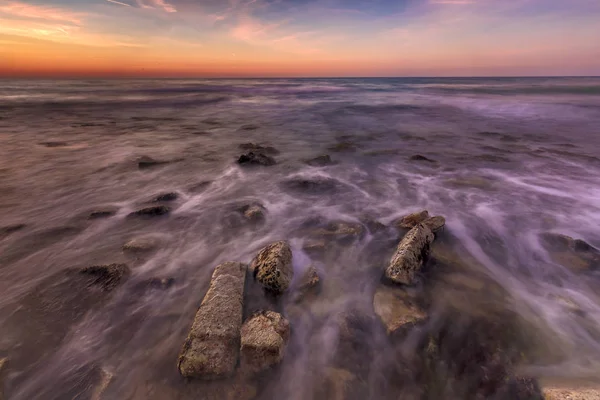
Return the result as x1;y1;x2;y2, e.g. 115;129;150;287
240;124;259;131
152;192;178;202
386;224;434;285
91;367;113;400
395;210;430;229
137;156;169;169
298;264;320;293
423;216;446;233
122;237;159;253
251;241;294;294
373;285;427;335
237;152;276;167
311;221;365;245
239;143;280;155
78;264;131;291
238;203;266;222
280;177;339;194
88;210;117;219
178;262;247;379
128;205;170;217
305;154;335;166
240;311;290;373
302;239;328;258
410;154;436;162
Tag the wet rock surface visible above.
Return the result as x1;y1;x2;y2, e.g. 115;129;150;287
373;285;427;335
122;236;160;253
137;155;171;169
88;209;117;219
280;177;340;194
540;232;600;271
237;152;276;167
543;385;600;400
305;154;335;166
240;311;290;373
386;224;435;285
128;205;170;217
239;143;280;155
237;203;266;223
251;241;293;294
178;261;247;379
152;192;179;202
395;210;430;229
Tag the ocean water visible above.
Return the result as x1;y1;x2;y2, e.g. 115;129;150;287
1;77;600;399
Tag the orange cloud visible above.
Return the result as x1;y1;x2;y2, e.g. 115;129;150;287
0;1;84;25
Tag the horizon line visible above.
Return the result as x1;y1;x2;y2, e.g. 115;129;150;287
1;75;599;80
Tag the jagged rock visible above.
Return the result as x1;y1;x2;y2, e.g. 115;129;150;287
251;241;293;294
239;143;279;155
373;285;427;335
540;232;600;272
122;237;160;253
152;192;178;202
240;311;290;373
543;386;600;400
238;203;266;222
178;262;247;379
395;210;430;229
237;152;276;167
137;156;169;169
305;154;335;166
386;224;434;285
78;264;131;291
88;210;117;219
128;205;170;217
424;216;446;233
410;154;436;162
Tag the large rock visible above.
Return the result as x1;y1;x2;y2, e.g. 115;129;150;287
373;285;427;335
540;232;600;272
386;224;434;285
178;261;247;379
251;241;293;294
240;311;290;373
237;152;276;167
395;210;430;229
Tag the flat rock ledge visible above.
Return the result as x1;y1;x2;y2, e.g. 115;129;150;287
178;261;247;379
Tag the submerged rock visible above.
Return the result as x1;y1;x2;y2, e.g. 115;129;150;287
240;124;260;131
386;224;435;285
540;232;600;272
305;154;335;166
237;203;266;223
373;285;427;335
237;152;276;167
298;264;320;293
137;155;170;169
122;237;160;253
152;192;179;202
280;177;340;194
424;216;446;233
178;261;247;379
311;221;365;245
240;311;290;373
128;205;170;217
302;238;328;258
328;141;358;153
78;263;131;291
88;210;117;219
395;210;430;229
239;143;280;155
0;223;25;238
251;241;293;294
318;368;359;400
410;154;436;162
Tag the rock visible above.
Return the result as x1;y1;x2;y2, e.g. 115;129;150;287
88;210;117;219
305;154;335;166
373;285;427;335
328;141;358;153
0;223;25;237
424;216;446;233
240;311;290;373
251;241;293;294
78;263;131;291
137;156;169;169
237;203;266;222
319;368;358;400
152;192;178;202
386;224;435;285
239;143;279;155
311;221;365;245
178;262;247;379
280;177;339;194
91;367;113;400
360;218;387;234
543;386;600;400
298;264;320;293
237;152;276;167
540;233;600;272
410;154;436;162
122;237;160;253
240;124;260;131
128;205;170;217
302;239;328;258
0;358;7;400
395;210;430;229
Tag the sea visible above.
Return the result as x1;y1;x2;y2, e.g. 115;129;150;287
1;77;600;399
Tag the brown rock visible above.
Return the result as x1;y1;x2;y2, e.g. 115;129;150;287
178;262;247;379
78;263;131;291
311;221;365;245
123;237;160;253
251;241;293;294
386;224;435;285
423;216;446;233
543;386;600;400
373;285;427;335
395;210;430;229
540;233;600;272
91;367;113;400
302;239;327;258
240;311;290;373
319;368;358;400
238;203;266;222
0;358;7;400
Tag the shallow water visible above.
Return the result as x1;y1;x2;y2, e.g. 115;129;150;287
1;77;600;399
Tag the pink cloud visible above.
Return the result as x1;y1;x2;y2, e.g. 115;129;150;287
0;1;84;25
136;0;177;13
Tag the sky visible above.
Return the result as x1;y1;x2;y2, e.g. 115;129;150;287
1;0;599;77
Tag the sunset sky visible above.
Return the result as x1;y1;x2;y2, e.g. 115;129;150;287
1;0;600;77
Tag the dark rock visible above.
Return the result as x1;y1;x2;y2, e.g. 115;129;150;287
137;156;169;169
280;177;340;194
240;124;260;131
240;311;290;373
77;263;131;291
394;210;430;229
328;142;358;153
239;143;280;155
0;223;25;237
178;262;247;379
386;224;434;285
251;241;294;294
128;205;170;217
373;285;427;335
305;154;335;166
410;154;436;162
88;210;117;219
39;141;68;148
237;152;276;167
152;192;179;202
